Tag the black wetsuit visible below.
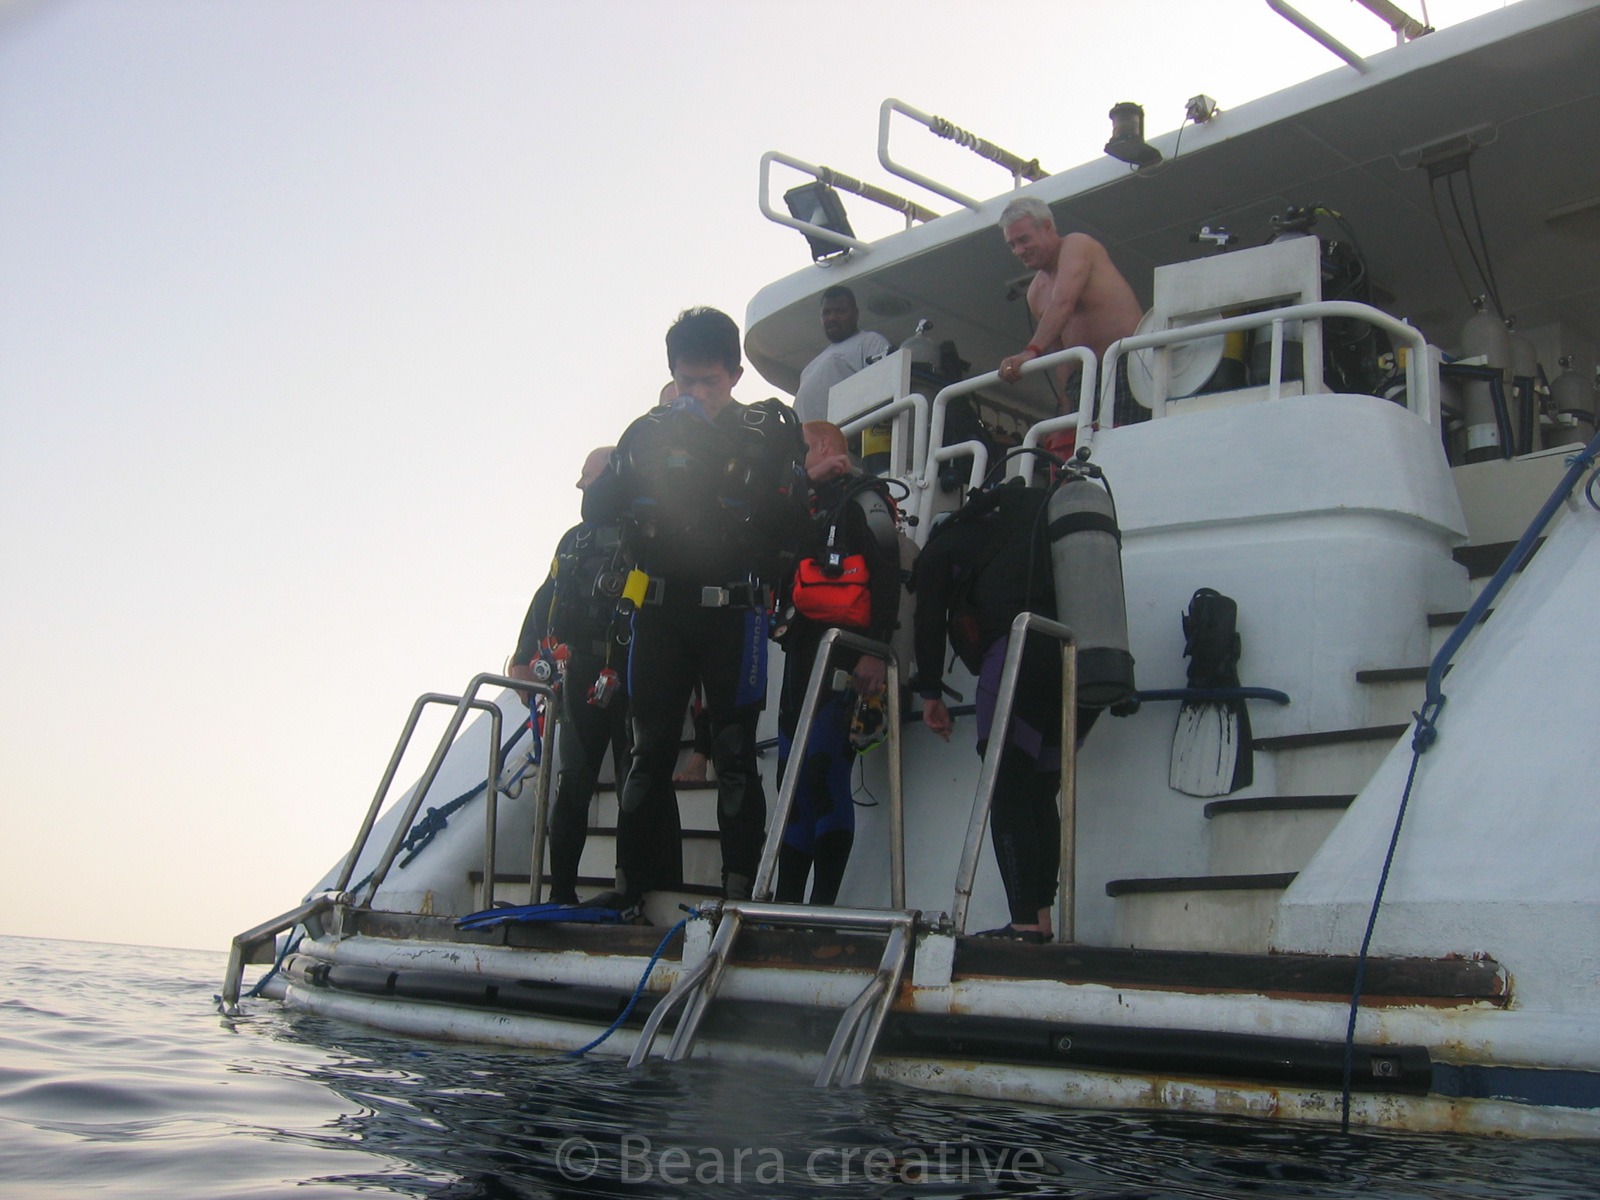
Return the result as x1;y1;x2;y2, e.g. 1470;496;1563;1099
582;397;808;902
911;483;1098;926
774;474;904;905
512;522;680;904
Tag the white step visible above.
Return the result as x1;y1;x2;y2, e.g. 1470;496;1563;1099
572;829;724;889
1262;731;1402;796
1354;668;1428;728
1108;874;1293;954
1206;797;1351;876
594;782;723;831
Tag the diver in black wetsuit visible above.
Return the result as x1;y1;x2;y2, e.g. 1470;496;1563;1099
773;421;904;905
581;308;809;913
509;447;682;906
910;480;1099;942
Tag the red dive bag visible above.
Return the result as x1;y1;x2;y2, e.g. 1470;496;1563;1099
790;554;872;629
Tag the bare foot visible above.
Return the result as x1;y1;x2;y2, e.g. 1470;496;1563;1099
673;752;709;785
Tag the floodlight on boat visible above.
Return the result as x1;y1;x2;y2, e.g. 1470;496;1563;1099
783;181;856;261
1105;102;1162;169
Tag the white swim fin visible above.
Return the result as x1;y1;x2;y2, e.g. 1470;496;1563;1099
1169;700;1240;798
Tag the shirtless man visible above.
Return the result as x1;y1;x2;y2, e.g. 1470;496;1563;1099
994;196;1142;420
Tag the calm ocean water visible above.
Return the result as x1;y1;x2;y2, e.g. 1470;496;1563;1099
3;934;1598;1199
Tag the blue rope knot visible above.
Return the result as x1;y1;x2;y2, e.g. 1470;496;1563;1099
1410;699;1443;754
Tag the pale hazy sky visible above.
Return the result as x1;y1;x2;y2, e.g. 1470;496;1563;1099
0;0;1509;952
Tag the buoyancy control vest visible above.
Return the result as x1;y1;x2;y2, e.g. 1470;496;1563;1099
549;521;629;649
913;480;1055;678
615;398;807;586
913;468;1135;706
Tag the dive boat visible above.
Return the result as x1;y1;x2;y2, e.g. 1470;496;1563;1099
222;0;1600;1137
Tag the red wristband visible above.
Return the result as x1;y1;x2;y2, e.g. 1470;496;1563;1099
1025;343;1044;357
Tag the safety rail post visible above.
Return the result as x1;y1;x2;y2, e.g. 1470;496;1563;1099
922;348;1096;525
950;612;1079;940
352;673;556;908
220;892;338;1011
878;98;1047;210
753;628;905;908
523;685;559;905
1095;300;1434;429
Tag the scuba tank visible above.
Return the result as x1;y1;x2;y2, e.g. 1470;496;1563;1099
1548;356;1599;450
1505;317;1539;455
1460;296;1510;463
1046;464;1136;707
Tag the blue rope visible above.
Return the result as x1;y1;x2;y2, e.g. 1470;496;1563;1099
242;928;304;1000
566;917;690;1058
1338;709;1433;1132
1338;429;1599;1132
347;720;534;894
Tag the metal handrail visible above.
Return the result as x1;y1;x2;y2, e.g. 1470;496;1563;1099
753;628;905;908
1266;0;1372;72
878;98;1046;210
1097;300;1435;429
220;892;338;1011
759;151;938;254
348;672;557;908
838;391;929;488
921;347;1096;527
335;693;498;898
950;612;1079;941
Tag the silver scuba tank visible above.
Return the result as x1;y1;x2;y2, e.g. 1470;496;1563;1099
1047;469;1136;707
1549;356;1599;450
1460;296;1510;463
1506;318;1538;455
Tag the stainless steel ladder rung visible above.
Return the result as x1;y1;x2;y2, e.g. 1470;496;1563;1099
627;901;919;1087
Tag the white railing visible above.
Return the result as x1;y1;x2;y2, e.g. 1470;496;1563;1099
878;98;1046;212
1095;300;1435;429
1266;0;1372;71
759;151;938;254
838;391;930;488
915;347;1097;528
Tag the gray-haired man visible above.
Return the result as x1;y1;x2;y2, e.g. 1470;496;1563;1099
995;196;1144;432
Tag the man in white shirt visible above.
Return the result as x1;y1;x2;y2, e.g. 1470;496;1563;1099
792;286;892;423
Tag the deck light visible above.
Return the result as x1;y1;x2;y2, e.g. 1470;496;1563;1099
783;181;856;260
1105;102;1162;169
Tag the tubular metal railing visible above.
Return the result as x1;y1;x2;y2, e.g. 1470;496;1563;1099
1266;0;1372;71
921;347;1096;527
224;672;558;1007
838;391;929;490
950;612;1080;941
220;891;339;1011
339;672;557;908
878;98;1046;210
759;151;937;255
752;628;906;908
1097;300;1435;429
